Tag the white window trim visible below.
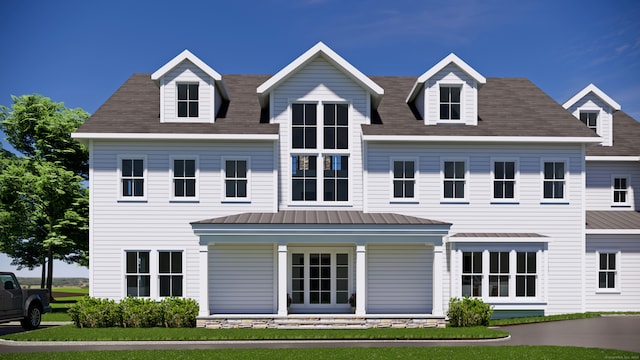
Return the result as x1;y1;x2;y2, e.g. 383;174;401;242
117;155;147;202
389;157;419;203
437;83;464;124
222;156;251;203
169;156;199;202
287;246;354;312
491;158;519;204
122;248;186;300
611;174;631;207
176;82;200;119
455;246;544;303
595;250;621;294
288;99;352;154
540;158;569;204
288;153;353;206
579;110;599;132
441;157;469;203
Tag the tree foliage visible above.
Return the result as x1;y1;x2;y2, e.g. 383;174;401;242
0;94;89;294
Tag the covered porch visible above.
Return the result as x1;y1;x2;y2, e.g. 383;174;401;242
191;211;451;328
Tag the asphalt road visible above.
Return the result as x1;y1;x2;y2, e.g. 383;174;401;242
0;316;638;354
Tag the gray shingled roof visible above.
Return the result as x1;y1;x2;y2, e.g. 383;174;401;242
192;210;449;226
586;111;640;156
586;211;640;230
76;74;602;139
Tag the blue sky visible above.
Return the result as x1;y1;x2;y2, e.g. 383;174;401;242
1;0;639;277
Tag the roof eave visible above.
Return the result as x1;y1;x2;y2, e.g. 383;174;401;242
562;83;621;111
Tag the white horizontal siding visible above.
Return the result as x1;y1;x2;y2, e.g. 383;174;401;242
585;235;640;311
586;161;639;210
90;140;275;300
209;244;275;314
272;57;368;210
365;142;585;315
367;244;433;313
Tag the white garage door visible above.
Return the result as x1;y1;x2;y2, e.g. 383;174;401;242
367;244;433;314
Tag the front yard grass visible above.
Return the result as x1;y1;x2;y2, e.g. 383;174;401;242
1;325;507;341
0;347;635;360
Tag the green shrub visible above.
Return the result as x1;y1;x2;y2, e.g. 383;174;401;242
161;297;199;328
68;297;199;328
447;297;493;327
120;297;163;328
68;297;121;328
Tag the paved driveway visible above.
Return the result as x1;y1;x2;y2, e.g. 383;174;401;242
1;316;638;353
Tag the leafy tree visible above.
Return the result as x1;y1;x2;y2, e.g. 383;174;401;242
0;95;89;296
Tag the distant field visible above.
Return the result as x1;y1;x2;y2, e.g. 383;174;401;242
17;277;89;288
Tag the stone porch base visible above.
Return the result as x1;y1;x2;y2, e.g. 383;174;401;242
197;314;447;329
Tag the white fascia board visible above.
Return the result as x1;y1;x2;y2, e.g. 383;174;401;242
586;229;640;235
256;42;384;107
151;49;222;81
71;132;278;141
586;156;640;162
362;135;603;144
562;83;621;110
406;53;486;103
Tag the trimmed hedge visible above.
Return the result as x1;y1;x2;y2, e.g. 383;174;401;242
447;297;493;327
68;297;199;328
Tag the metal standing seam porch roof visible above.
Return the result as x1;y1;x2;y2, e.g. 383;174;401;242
191;210;450;226
586;211;640;230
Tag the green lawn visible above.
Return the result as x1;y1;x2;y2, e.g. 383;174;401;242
2;325;507;341
0;347;635;360
42;287;89;322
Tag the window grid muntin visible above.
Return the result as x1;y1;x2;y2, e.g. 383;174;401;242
516;252;537;297
598;253;616;289
543;161;565;199
292;155;317;201
126;251;150;297
159;251;183;297
613;177;628;204
439;86;461;120
121;158;145;198
323;155;348;202
393;160;415;198
489;252;510;297
579;111;597;131
494;161;515;199
444;161;466;199
173;159;196;198
225;159;248;198
462;251;482;297
177;83;199;118
323;103;349;150
292;103;317;149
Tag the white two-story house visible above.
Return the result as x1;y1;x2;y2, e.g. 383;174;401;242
73;42;640;328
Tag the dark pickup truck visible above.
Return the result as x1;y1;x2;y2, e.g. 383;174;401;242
0;272;51;329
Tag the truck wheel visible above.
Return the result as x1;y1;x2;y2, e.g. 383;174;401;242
20;304;42;330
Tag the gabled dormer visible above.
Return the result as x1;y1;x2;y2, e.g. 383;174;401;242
406;53;486;126
152;50;229;124
563;84;620;147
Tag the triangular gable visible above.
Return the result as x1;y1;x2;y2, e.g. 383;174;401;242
562;83;621;111
406;53;486;103
257;42;384;107
151;49;229;100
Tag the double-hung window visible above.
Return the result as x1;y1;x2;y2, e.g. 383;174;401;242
440;86;461;120
292;104;317;149
462;252;483;297
172;159;196;198
579;111;597;131
489;252;510;297
159;251;183;297
225;159;248;199
493;161;516;200
177;83;199;118
612;176;630;206
443;160;466;200
393;160;416;199
126;251;150;297
121;157;145;199
516;252;537;297
323;104;348;149
324;155;348;201
598;252;617;290
543;161;565;200
292;155;317;201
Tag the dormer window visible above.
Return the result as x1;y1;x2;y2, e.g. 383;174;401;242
579;111;597;131
177;83;199;118
440;86;461;120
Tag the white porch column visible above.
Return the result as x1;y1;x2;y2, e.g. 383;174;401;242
432;244;444;316
355;244;366;316
198;244;210;317
277;244;288;316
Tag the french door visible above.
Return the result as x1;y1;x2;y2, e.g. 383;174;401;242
289;249;351;312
